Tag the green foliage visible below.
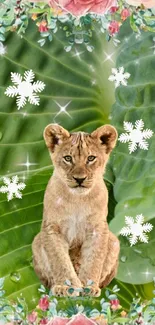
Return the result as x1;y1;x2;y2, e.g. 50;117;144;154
109;19;155;284
0;19;154;310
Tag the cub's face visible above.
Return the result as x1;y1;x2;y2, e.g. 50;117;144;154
44;124;118;193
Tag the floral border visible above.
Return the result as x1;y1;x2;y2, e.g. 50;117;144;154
0;1;155;52
1;278;155;324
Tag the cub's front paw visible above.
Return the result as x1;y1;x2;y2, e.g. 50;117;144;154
81;285;101;297
51;285;81;297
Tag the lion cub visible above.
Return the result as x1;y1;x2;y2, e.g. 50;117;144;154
32;123;120;297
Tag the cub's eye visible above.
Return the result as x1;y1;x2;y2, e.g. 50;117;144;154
87;155;96;162
63;155;72;162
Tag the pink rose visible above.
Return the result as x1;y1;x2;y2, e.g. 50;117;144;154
48;314;98;324
108;20;120;34
27;311;38;323
38;296;49;311
125;0;155;8
121;8;130;20
48;0;117;16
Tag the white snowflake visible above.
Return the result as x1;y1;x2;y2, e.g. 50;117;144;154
120;214;153;246
0;42;7;56
5;70;45;110
0;175;26;201
108;66;130;88
118;119;153;154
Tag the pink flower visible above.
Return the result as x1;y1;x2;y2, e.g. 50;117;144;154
121;8;130;20
38;296;49;311
110;299;120;311
27;311;38;323
40;319;49;325
38;20;49;33
48;314;97;324
125;0;155;8
108;20;120;35
48;0;117;17
109;6;119;12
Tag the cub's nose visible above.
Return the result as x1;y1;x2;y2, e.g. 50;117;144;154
73;177;86;185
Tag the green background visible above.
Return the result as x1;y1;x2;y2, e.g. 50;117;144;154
0;18;155;310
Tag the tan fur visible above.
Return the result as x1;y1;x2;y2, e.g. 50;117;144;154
32;123;120;297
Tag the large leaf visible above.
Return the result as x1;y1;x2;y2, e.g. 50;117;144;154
0;21;116;176
0;20;117;309
109;19;155;284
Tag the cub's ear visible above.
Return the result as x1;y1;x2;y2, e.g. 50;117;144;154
43;123;70;153
91;124;118;154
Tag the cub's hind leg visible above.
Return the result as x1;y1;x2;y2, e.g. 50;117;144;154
32;232;54;288
99;260;119;288
99;232;120;288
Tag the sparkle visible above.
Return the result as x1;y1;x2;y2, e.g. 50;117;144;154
103;51;115;63
89;65;95;72
141;268;153;279
91;80;96;85
17;154;38;173
22;112;27;117
124;37;129;43
135;33;141;40
31;297;37;303
126;269;132;278
124;204;128;208
21;174;26;181
54;100;72;119
135;59;140;65
72;48;84;60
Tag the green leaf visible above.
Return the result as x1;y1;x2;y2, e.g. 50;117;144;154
0;27;6;34
130;14;139;32
0;34;5;41
109;18;155;285
28;8;49;14
0;20;116;309
113;317;131;323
